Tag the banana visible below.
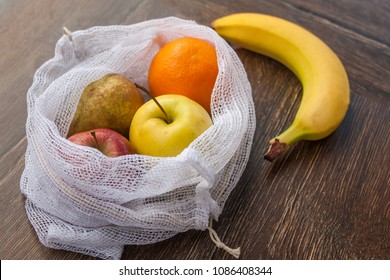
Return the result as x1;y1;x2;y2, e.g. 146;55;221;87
211;13;350;161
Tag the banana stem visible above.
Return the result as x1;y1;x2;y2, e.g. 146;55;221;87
264;139;286;161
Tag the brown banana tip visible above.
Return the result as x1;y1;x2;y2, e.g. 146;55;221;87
263;139;286;162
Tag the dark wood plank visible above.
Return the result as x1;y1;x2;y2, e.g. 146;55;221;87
284;0;390;45
0;0;389;260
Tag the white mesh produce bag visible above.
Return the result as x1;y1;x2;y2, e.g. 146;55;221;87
21;17;256;259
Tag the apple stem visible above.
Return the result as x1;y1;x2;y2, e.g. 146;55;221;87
135;83;171;124
90;131;100;151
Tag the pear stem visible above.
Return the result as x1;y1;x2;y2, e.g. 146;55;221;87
135;83;171;124
90;131;100;151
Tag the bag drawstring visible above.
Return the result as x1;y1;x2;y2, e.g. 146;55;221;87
208;217;241;258
63;26;73;42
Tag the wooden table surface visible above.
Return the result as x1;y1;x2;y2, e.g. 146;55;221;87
1;0;389;260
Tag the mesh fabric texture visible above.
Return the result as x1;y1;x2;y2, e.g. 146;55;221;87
21;17;256;259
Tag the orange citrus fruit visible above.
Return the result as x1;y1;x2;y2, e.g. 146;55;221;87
148;37;218;113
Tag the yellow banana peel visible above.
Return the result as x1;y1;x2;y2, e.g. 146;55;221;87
212;13;350;161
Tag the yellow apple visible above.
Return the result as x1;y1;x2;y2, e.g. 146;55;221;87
129;94;213;157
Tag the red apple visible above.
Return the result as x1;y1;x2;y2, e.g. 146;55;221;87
67;128;135;157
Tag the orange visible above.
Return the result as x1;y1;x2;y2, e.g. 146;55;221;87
148;37;218;113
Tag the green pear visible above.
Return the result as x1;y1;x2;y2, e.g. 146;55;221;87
68;74;144;138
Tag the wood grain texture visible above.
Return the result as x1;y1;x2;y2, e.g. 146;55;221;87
0;0;389;260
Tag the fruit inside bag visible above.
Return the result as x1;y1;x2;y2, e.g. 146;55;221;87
20;17;256;259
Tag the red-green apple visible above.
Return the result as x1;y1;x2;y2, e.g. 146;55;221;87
68;74;144;138
129;94;213;157
68;128;135;157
